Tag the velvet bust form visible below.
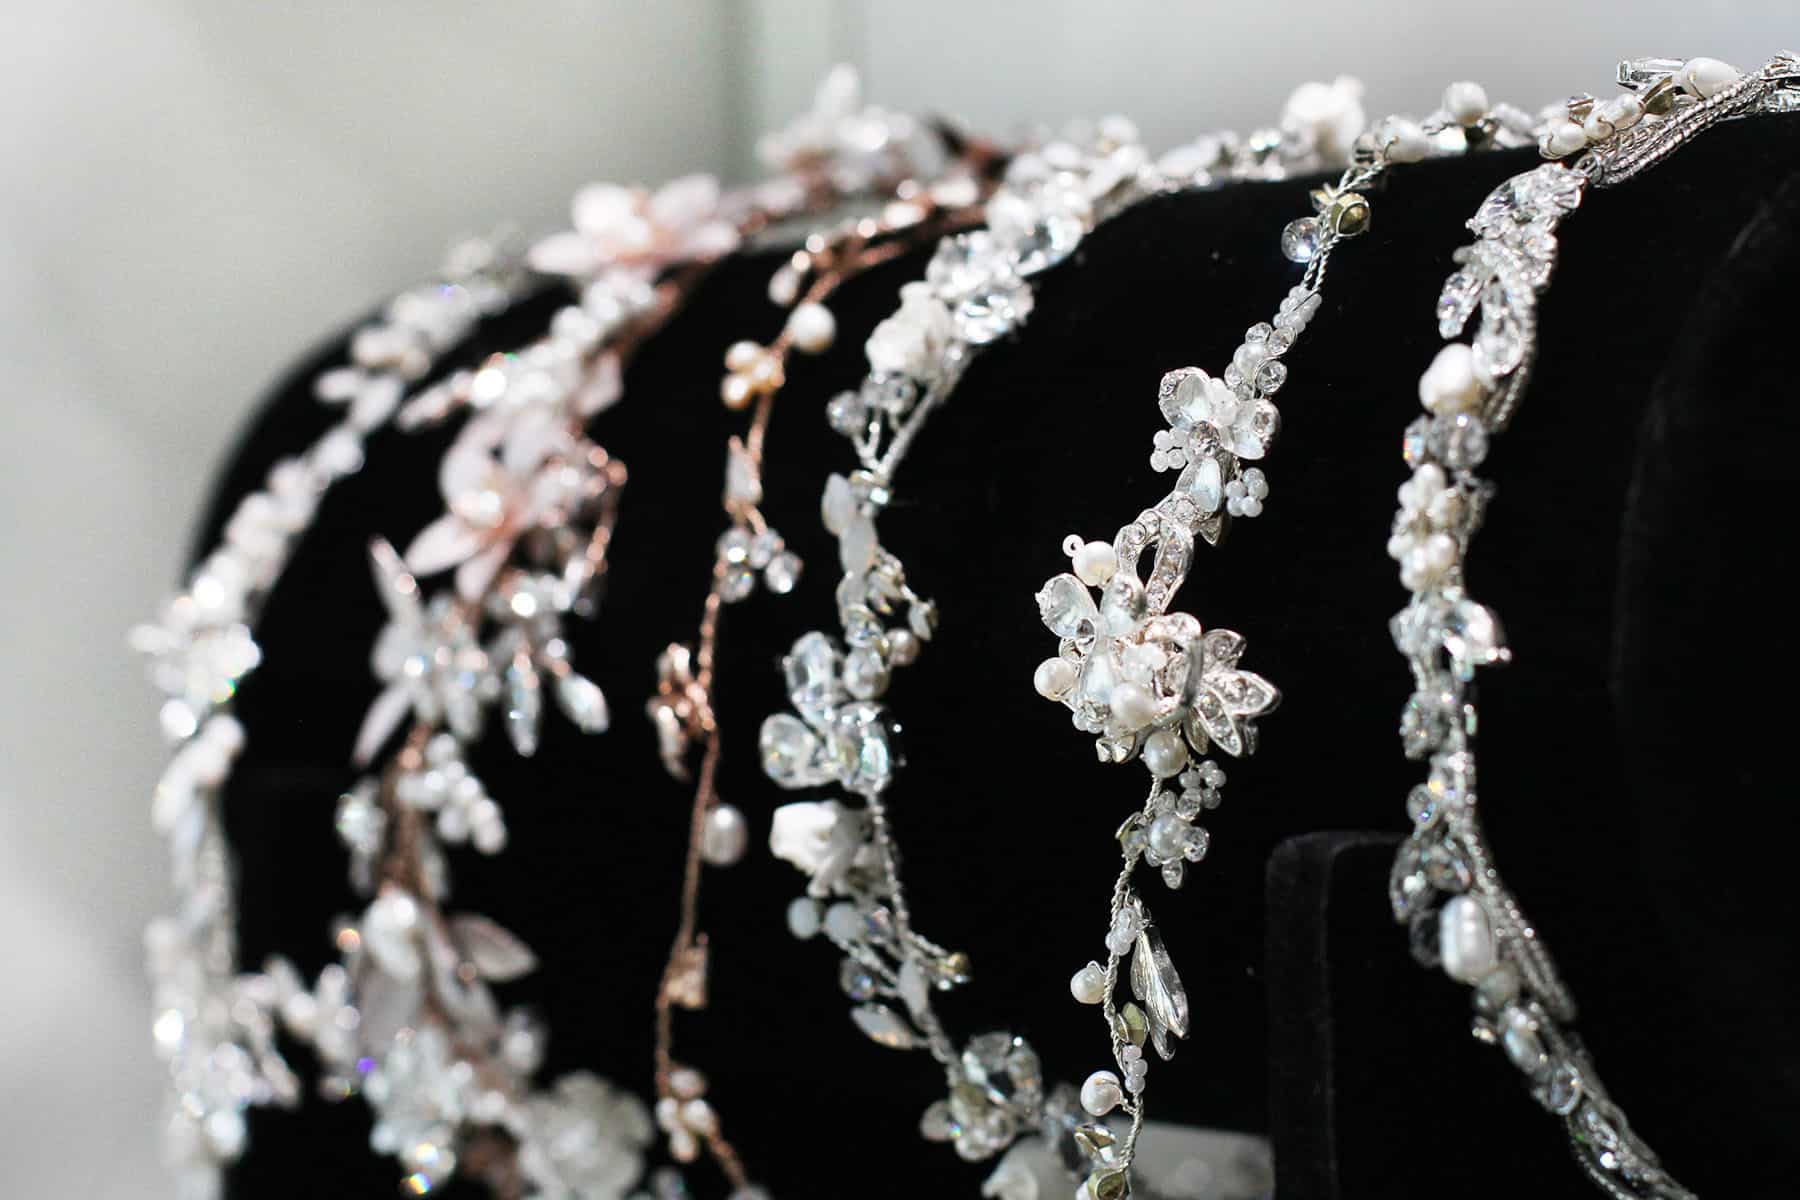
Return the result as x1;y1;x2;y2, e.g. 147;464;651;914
189;118;1800;1198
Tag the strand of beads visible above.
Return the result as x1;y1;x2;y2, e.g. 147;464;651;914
134;235;526;1200
1035;82;1543;1198
1387;54;1798;1200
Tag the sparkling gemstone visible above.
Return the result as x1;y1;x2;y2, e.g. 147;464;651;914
720;564;756;603
758;714;832;788
1405;783;1440;828
962;1032;1044;1112
1280;217;1321;263
1532;1062;1583;1115
1501;1006;1548;1076
763;551;802;595
832;702;899;795
839;958;877;1001
1389;837;1432;920
782;633;844;724
825;391;867;436
1036;574;1098;639
842;646;889;700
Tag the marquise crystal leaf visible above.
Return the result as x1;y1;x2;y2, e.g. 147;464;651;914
1129;921;1188;1061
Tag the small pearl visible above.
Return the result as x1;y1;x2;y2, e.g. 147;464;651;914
1108;683;1158;731
767;266;800;307
1443;81;1488;125
1383;117;1430;164
788;302;836;354
1141;729;1188;778
1598;94;1644;131
1543;119;1586;158
888;629;921;666
1439;895;1499;983
1072;540;1117;586
725;340;763;372
1582;113;1614;143
701;803;748;866
1680;57;1739;99
1147;813;1188;861
1080;1070;1124;1116
1418;343;1482;415
1069;961;1106;1005
720;374;753;410
1035;657;1078;701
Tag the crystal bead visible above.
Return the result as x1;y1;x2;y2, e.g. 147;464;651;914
851;1003;921;1049
720;564;756;603
783;632;843;724
826;391;867;437
839;958;877;1001
842;646;890;700
1532;1062;1583;1115
763;551;802;595
1405;783;1440;828
758;714;831;788
1280;217;1321;263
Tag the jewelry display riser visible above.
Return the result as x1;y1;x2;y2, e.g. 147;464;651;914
195;119;1800;1198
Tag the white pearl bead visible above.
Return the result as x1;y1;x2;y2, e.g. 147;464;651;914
1148;813;1188;861
1383;117;1430;164
1418;343;1482;415
1598;94;1644;131
1141;729;1188;779
1439;895;1499;983
1069;961;1106;1005
1072;540;1118;586
1680;57;1739;99
1109;683;1158;731
767;265;800;307
1443;81;1488;125
1543;119;1587;158
701;803;748;866
788;302;836;354
1581;113;1614;143
725;340;763;372
1080;1070;1124;1116
1034;657;1078;701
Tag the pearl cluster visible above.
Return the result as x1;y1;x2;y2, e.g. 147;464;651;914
1539;57;1740;159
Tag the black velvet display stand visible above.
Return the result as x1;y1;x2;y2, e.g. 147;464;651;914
193;119;1800;1199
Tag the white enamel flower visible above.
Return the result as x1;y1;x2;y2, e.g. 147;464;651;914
1153;367;1280;515
528;174;739;282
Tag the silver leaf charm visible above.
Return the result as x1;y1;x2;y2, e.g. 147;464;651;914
1130;917;1189;1061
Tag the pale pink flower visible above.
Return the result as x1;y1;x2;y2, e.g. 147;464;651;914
528;174;739;280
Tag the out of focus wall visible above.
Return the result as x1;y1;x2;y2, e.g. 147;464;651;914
0;3;1790;1195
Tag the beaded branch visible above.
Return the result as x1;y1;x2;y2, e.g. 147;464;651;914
753;82;1454;1197
1032;81;1542;1198
643;110;1000;1198
135;67;933;1200
1385;53;1799;1200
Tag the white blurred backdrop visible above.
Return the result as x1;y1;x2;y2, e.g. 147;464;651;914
0;3;1788;1194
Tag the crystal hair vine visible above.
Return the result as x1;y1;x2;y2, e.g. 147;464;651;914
752;79;1478;1199
642;92;999;1200
135;67;938;1200
1385;53;1798;1200
1031;81;1542;1198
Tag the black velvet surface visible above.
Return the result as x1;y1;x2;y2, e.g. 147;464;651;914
191;118;1800;1199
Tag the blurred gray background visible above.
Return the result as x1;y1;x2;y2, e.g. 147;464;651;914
0;2;1788;1194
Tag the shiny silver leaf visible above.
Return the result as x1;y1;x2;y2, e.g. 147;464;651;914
1130;921;1189;1062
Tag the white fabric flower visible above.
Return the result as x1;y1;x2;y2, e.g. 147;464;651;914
865;282;955;380
529;174;738;281
1281;75;1367;164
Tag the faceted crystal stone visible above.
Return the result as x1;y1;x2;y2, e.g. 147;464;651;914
1279;217;1321;263
842;646;890;700
1176;455;1223;514
1405;783;1440;828
1036;574;1099;640
1532;1062;1583;1115
960;1032;1044;1111
758;714;832;789
987;182;1090;276
1389;837;1432;920
1423;843;1472;893
1501;1006;1548;1076
763;551;802;595
838;958;877;1001
720;564;757;603
832;702;899;795
825;390;867;437
783;633;844;724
